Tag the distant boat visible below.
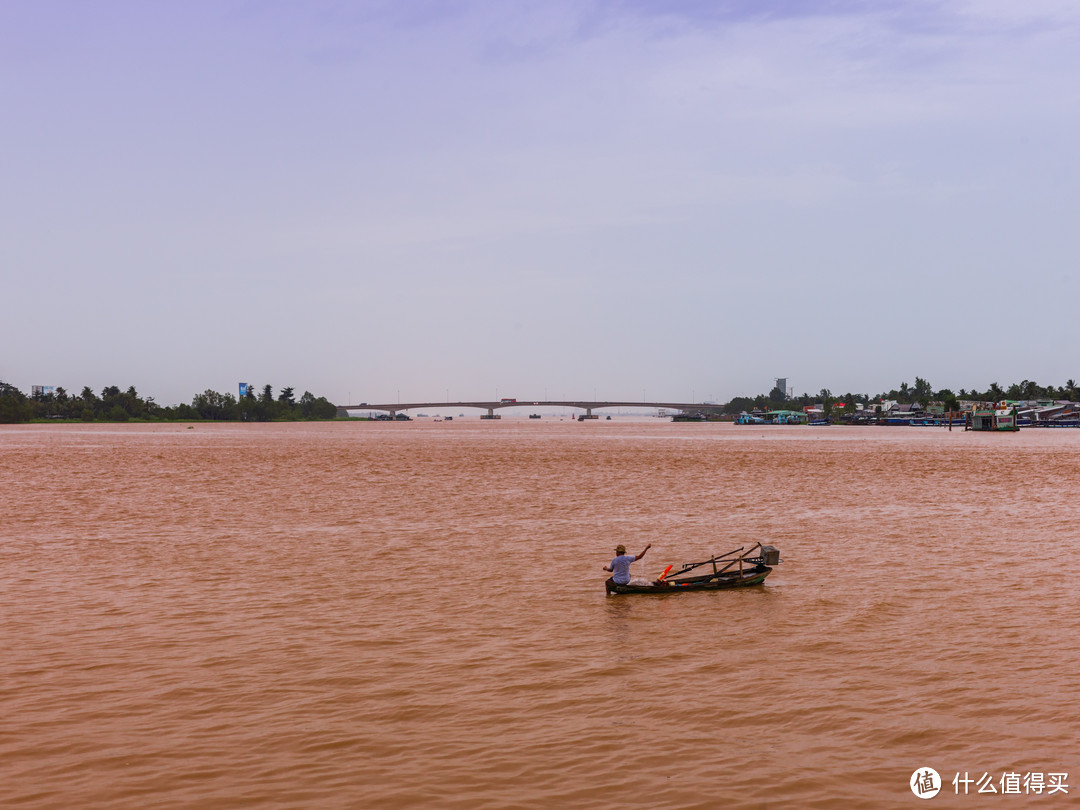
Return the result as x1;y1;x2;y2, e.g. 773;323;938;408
529;414;541;419
736;410;808;425
606;544;780;595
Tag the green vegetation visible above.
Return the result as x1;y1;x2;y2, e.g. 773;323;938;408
0;381;339;424
724;376;1077;415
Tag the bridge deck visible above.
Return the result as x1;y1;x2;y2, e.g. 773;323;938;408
338;400;721;413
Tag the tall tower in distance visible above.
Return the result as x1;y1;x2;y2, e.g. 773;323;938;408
774;378;789;399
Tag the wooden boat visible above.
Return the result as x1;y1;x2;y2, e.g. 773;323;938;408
605;543;780;595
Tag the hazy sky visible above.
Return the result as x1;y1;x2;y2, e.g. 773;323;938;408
3;0;1078;406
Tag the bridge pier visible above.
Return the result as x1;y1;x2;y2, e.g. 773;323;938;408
577;406;599;421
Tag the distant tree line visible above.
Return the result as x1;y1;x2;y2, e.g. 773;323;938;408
0;381;339;424
4;376;1077;424
724;376;1078;417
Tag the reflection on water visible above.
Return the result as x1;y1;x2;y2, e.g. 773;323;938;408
2;421;1079;808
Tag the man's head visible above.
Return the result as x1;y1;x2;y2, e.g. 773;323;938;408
615;544;626;555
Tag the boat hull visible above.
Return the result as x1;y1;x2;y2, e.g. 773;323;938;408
605;564;773;594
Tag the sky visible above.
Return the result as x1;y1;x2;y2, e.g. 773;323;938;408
2;0;1078;407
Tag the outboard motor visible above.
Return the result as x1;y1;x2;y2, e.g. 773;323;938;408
760;545;781;566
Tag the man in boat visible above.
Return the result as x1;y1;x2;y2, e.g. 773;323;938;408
603;543;651;587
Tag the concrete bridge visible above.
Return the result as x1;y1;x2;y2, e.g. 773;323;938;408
336;400;723;419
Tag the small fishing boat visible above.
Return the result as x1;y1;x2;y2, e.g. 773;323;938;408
605;543;780;594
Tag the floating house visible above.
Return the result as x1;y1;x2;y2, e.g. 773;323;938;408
965;406;1019;432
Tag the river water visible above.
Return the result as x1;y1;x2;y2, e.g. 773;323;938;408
2;421;1079;808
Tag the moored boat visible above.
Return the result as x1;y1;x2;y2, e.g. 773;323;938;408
605;543;780;594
